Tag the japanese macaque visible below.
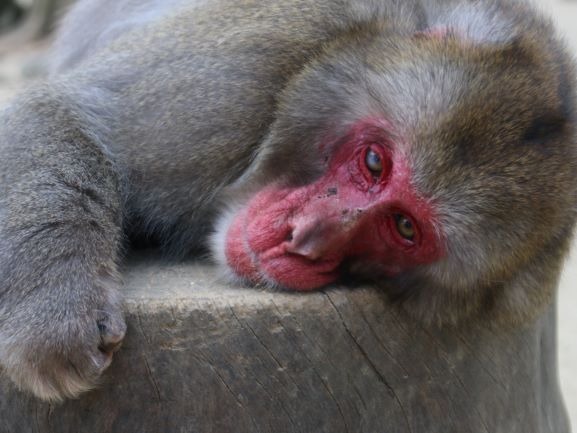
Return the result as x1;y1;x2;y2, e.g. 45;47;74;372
0;0;575;401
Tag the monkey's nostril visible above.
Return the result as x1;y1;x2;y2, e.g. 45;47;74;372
283;223;329;261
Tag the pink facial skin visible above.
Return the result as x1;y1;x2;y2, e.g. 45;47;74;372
225;120;445;291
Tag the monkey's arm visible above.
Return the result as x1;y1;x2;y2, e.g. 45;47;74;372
0;84;125;401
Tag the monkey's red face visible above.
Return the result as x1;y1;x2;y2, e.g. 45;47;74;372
224;121;444;290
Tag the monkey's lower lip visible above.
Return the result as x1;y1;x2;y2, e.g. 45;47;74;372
259;252;341;291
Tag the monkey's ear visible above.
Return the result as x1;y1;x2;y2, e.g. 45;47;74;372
523;113;568;144
498;38;541;68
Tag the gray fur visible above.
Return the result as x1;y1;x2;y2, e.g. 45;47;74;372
0;0;575;401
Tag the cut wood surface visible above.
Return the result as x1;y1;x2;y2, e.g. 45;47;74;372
0;255;570;433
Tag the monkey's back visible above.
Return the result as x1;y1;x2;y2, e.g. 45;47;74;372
46;0;402;248
44;0;569;253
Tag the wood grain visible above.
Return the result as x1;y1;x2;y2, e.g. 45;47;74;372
0;256;569;433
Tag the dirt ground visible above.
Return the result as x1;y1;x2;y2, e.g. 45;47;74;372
0;0;576;427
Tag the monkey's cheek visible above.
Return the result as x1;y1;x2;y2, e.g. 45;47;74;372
224;207;263;285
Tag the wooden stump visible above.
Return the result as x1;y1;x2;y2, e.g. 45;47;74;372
0;256;570;433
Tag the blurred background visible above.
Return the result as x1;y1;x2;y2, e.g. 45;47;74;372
526;0;577;427
0;0;575;426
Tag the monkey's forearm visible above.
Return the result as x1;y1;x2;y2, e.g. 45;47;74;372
0;88;121;272
0;86;125;401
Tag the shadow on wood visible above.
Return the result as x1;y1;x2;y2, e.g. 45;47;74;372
0;256;570;433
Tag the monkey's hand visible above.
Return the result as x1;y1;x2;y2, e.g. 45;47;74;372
0;265;126;401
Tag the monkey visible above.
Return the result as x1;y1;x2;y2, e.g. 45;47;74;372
0;0;575;402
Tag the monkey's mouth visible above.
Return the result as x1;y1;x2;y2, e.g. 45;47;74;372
224;205;342;291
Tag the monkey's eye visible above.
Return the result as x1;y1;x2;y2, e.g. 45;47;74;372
365;149;383;176
394;214;415;241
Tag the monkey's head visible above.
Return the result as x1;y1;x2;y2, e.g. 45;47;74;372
213;14;577;324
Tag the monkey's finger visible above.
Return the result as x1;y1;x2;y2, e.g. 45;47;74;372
96;311;126;353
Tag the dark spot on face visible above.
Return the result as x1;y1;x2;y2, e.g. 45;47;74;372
327;187;338;196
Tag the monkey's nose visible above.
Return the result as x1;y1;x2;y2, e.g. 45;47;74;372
284;218;350;261
285;237;324;261
284;225;326;261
